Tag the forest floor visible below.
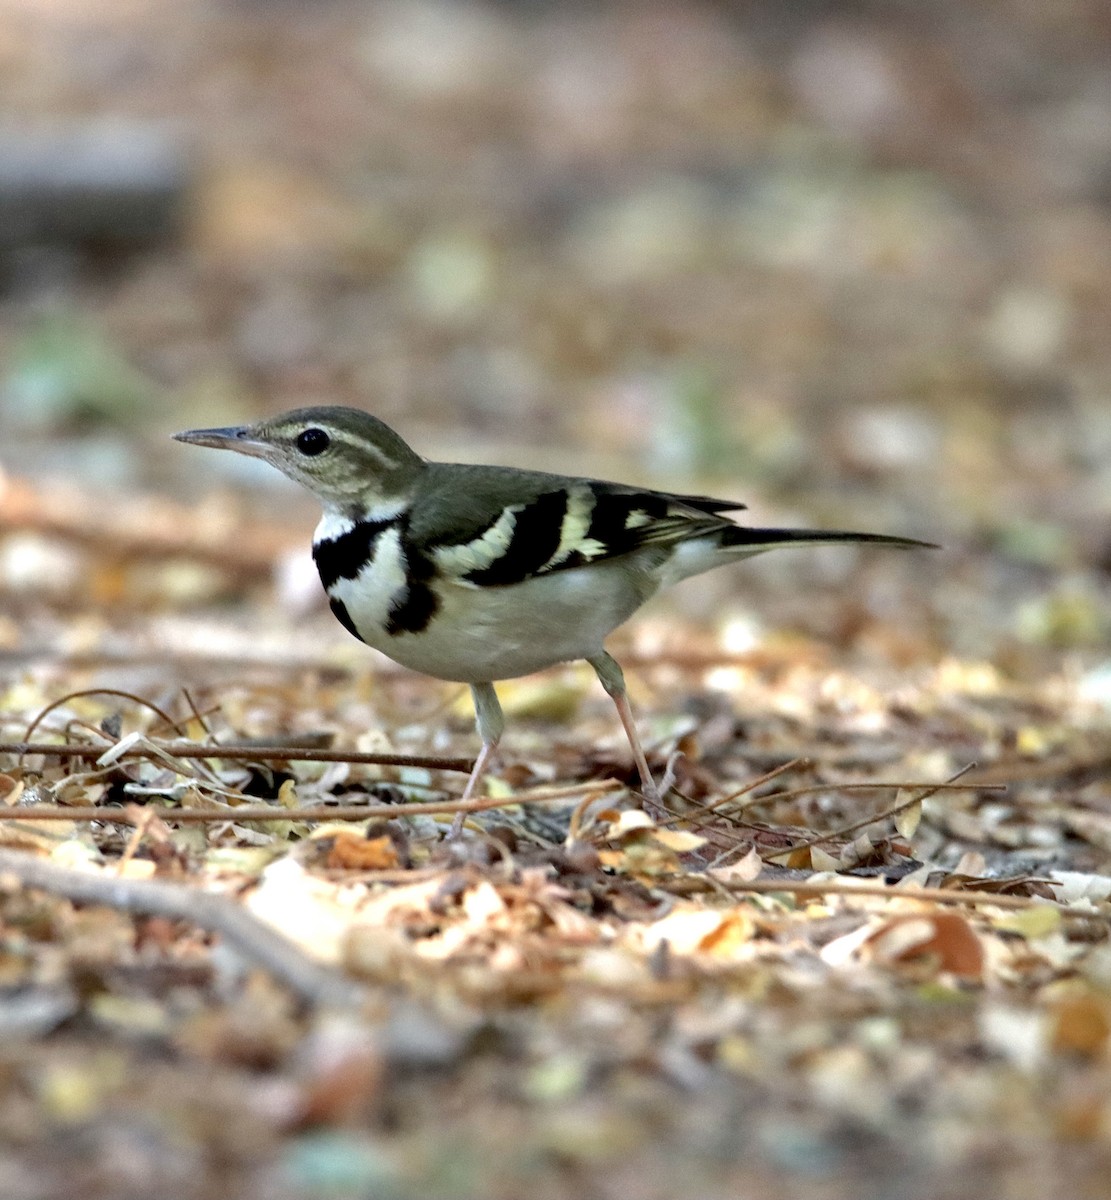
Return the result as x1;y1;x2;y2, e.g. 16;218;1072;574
3;1;1111;1196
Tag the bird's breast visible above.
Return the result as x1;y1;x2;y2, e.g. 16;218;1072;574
314;524;657;682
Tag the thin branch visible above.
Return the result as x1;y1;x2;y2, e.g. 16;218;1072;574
752;779;1004;805
22;688;187;745
0;740;474;774
0;779;622;826
663;874;1087;915
654;759;807;829
761;765;978;864
0;848;364;1007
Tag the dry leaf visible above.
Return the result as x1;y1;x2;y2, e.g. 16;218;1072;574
651;829;707;853
0;775;24;806
641;906;754;957
894;800;922;840
709;846;763;883
866;912;984;980
993;905;1061;939
462;881;507;924
607;810;656;837
1049;988;1111;1059
810;846;841;872
1063;813;1111;854
325;832;400;871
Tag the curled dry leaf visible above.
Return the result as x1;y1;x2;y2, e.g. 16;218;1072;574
605;810;657;838
640;905;755;958
650;829;707;853
708;845;763;883
866;912;984;980
0;775;24;805
894;799;922;840
1048;986;1111;1059
324;832;400;872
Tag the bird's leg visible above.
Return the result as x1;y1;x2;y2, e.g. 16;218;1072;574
451;681;504;837
587;652;658;801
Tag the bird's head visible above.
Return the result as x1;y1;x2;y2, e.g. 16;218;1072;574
174;406;424;511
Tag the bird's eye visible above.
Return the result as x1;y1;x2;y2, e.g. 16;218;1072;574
296;428;330;457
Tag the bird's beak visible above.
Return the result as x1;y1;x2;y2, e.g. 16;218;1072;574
172;425;270;460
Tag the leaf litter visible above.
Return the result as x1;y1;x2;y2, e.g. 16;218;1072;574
3;538;1111;1200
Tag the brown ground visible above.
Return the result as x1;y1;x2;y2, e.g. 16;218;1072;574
1;2;1111;1197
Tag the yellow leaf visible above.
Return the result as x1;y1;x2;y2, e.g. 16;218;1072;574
607;810;656;837
894;800;922;840
699;909;756;956
1016;725;1052;756
1050;988;1111;1059
483;775;514;800
810;846;841;872
651;829;706;852
993;905;1061;939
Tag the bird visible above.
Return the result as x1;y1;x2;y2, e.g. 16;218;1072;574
174;406;932;829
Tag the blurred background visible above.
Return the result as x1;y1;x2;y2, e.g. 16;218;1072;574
3;11;1111;1194
1;0;1110;679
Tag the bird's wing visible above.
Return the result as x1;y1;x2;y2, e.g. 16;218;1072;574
409;463;743;587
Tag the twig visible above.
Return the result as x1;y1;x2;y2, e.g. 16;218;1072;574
663;874;1088;915
753;779;1004;805
0;778;622;826
0;740;474;774
965;744;1111;787
22;688;188;746
0;848;365;1007
655;759;807;829
761;765;977;864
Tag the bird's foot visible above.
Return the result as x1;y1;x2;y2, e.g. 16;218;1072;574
636;751;684;819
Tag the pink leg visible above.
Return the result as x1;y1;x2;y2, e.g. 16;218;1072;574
450;683;503;838
589;652;658;800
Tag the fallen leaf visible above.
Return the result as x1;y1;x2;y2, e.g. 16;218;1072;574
867;912;984;980
895;800;922;840
641;905;754;957
709;845;762;883
462;880;506;924
993;905;1061;939
325;832;399;872
1049;987;1111;1059
607;810;656;837
651;829;707;852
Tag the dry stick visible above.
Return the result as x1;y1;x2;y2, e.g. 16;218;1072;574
663;874;1082;914
760;765;978;864
178;688;216;739
0;779;623;826
743;778;1005;809
0;848;365;1006
654;771;1002;842
22;688;188;746
0;741;475;774
653;759;807;829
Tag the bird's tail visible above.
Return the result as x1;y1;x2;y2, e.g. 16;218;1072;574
720;526;937;556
